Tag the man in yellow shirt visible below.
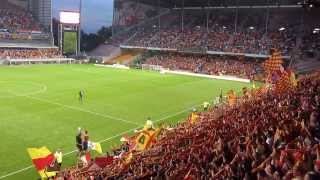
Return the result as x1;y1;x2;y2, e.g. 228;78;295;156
203;101;210;111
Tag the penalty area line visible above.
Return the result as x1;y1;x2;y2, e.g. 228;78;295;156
19;95;140;126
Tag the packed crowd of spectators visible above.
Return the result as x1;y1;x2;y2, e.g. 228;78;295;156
59;69;320;180
0;48;62;59
0;0;41;32
124;9;303;56
127;25;297;56
144;54;260;79
0;1;45;41
0;9;41;33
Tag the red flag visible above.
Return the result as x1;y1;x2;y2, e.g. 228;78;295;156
86;152;91;162
27;147;55;171
94;156;114;168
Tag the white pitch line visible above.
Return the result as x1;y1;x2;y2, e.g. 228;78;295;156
0;81;47;99
20;95;140;126
0;101;203;179
0;166;34;179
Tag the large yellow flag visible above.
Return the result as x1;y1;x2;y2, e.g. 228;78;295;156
135;131;151;151
135;128;160;151
27;147;57;179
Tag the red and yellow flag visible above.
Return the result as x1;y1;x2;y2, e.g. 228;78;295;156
227;90;237;106
262;49;283;76
275;70;295;94
135;128;160;151
27;146;57;179
27;147;54;171
190;112;199;124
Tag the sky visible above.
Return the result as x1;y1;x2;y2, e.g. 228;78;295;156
53;0;114;33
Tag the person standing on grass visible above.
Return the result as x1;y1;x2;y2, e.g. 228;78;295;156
54;149;63;167
79;90;85;103
76;127;83;154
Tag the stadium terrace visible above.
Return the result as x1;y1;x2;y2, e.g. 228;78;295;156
0;0;320;180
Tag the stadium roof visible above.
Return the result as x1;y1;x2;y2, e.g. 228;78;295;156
135;0;302;8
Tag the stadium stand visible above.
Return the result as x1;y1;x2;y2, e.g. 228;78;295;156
0;48;62;59
143;54;260;79
4;0;320;179
0;0;65;62
58;69;320;179
123;8;303;56
0;0;44;39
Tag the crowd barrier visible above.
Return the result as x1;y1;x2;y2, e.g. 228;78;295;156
7;58;77;65
94;64;130;70
95;63;250;83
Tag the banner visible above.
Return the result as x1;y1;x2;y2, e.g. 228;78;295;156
27;147;57;179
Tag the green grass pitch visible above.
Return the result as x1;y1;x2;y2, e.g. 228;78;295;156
0;64;253;179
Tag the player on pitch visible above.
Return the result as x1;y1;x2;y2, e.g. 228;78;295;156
79;90;85;103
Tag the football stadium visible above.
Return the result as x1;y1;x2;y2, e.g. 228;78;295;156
0;0;320;179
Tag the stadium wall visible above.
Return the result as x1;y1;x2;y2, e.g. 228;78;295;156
161;70;251;83
95;64;251;83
